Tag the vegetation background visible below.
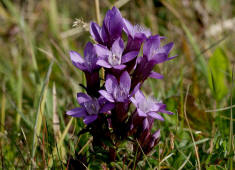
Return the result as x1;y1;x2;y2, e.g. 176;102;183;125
0;0;234;169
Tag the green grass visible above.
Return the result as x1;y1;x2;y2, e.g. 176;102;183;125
0;0;234;169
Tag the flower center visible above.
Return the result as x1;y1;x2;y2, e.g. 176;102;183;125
149;47;161;59
83;98;100;115
113;86;128;102
139;97;156;113
108;53;121;66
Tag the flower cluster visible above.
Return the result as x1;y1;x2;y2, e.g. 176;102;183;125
67;6;175;164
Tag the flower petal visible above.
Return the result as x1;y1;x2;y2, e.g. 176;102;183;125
152;130;160;139
104;7;123;40
129;83;141;97
84;42;94;56
99;90;115;102
113;64;126;70
134;90;146;104
122;51;139;63
95;44;111;57
133;24;151;38
105;74;118;93
149;103;160;112
123;18;134;37
66;107;86;117
143;118;149;130
166;55;177;61
130;97;138;107
70;51;86;70
160;42;174;54
77;93;92;104
150;130;160;148
149;71;164;79
83;115;98;124
84;42;99;72
70;51;84;64
137;109;147;117
96;59;112;68
120;71;131;93
90;22;103;43
111;37;124;58
160;109;174;115
151;53;168;64
143;35;161;58
100;103;115;113
148;112;164;121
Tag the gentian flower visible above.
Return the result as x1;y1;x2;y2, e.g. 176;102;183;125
70;42;100;96
67;5;176;164
130;90;173;129
123;18;151;52
90;6;124;46
99;71;131;102
142;35;175;65
95;37;138;70
67;93;114;124
131;35;175;88
70;42;99;73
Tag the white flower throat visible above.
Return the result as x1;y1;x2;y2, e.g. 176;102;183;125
108;53;121;66
139;97;156;113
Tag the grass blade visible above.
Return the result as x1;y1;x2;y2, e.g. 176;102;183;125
16;54;23;128
178;152;192;170
1;82;6;133
48;117;74;167
31;62;53;166
228;64;234;170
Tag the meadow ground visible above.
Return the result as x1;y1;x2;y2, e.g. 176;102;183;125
0;0;234;169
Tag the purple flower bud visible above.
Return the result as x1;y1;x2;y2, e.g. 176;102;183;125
141;130;160;155
90;7;124;46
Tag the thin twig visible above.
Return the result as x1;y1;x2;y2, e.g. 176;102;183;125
94;0;101;25
184;85;201;170
205;105;235;112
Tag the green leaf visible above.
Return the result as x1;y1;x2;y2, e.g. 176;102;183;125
208;48;228;101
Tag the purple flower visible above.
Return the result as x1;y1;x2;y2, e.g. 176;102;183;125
99;71;131;102
67;93;114;124
90;7;124;46
143;35;175;64
124;19;151;39
95;38;138;70
130;90;173;129
70;42;99;73
131;35;175;88
123;19;151;52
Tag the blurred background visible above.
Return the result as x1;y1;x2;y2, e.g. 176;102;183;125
0;0;234;169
